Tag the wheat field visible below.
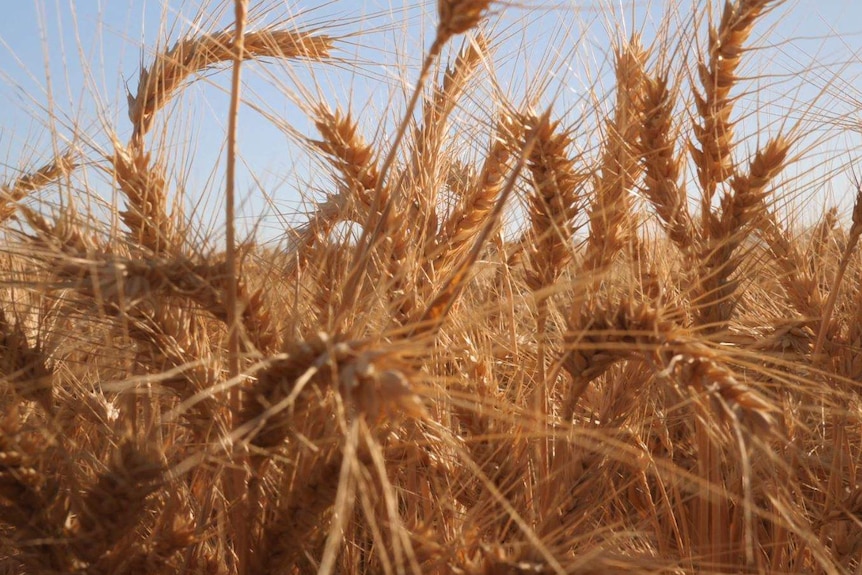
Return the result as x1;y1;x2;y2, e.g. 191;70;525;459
2;0;862;573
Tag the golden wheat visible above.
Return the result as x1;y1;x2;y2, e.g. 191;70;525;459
4;0;862;573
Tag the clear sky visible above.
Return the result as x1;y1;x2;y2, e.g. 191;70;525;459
2;1;862;246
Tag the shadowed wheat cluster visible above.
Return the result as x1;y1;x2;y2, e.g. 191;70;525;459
2;0;862;573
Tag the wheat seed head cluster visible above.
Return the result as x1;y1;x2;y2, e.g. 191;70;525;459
2;0;862;573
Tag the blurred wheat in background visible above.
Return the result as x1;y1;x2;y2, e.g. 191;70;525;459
2;0;862;573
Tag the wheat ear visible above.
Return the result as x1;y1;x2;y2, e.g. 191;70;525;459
697;136;790;328
110;140;182;256
432;115;513;273
409;34;486;247
0;307;53;414
338;0;492;321
756;209;824;320
0;405;72;572
0;153;75;225
128;28;333;140
71;439;165;564
583;37;647;273
640;73;695;250
517;112;583;291
813;187;862;360
691;0;778;221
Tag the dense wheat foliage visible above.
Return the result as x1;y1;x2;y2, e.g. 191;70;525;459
3;0;862;573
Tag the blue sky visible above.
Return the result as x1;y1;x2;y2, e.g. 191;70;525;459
2;1;862;246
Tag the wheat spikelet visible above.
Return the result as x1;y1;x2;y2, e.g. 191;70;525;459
28;240;229;439
413;117;533;337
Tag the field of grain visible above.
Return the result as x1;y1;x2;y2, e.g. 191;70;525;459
2;0;862;573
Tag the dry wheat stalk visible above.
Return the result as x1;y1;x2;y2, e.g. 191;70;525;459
128;29;333;140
